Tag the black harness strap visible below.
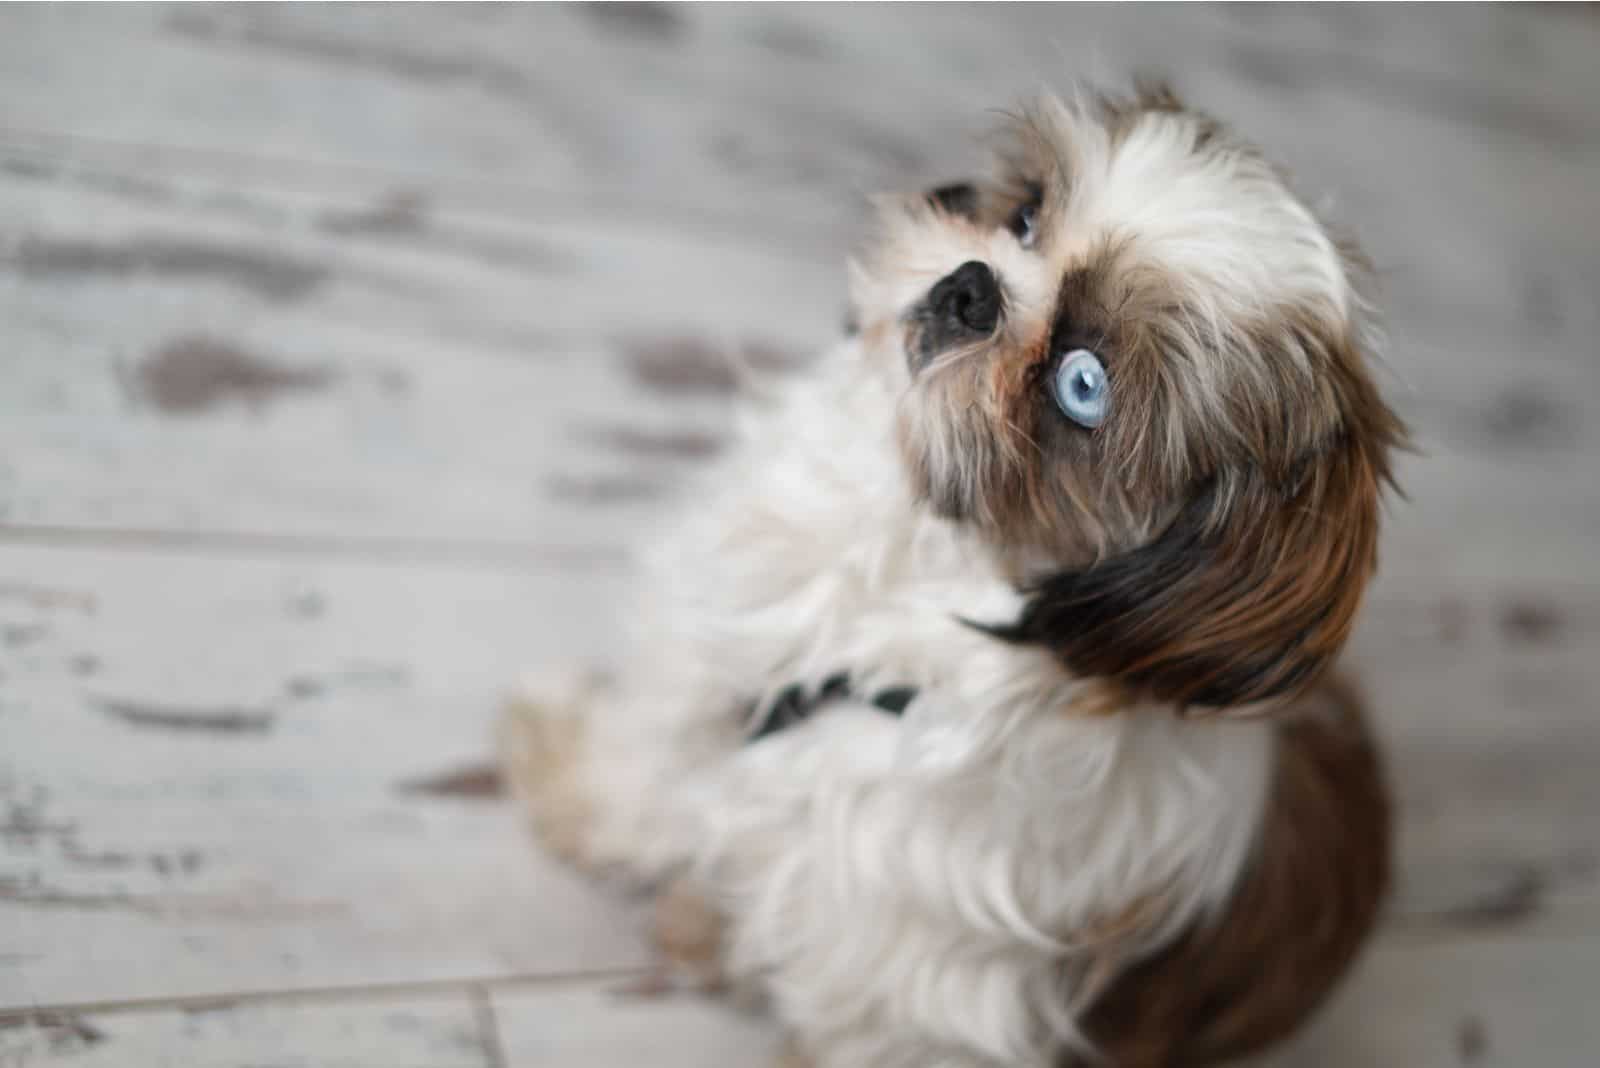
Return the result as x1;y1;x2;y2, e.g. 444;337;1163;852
747;672;918;743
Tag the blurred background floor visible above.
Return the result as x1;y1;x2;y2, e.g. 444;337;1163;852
1;4;1598;1066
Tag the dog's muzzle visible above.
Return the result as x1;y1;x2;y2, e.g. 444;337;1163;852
908;260;1001;374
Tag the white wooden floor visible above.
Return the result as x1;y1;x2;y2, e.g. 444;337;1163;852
2;5;1598;1066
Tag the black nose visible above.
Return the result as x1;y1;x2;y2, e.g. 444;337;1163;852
928;260;1001;336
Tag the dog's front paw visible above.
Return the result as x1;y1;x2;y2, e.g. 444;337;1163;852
499;667;610;871
773;1040;815;1068
652;876;728;989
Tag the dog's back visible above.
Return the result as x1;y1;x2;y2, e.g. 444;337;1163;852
1083;677;1391;1066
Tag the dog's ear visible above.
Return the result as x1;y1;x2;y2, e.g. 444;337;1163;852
925;182;979;219
982;427;1395;714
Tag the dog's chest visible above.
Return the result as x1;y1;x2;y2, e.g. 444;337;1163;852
650;344;1025;719
709;421;1009;698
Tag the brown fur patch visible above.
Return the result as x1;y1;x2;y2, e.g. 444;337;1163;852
1079;676;1391;1066
1062;680;1133;718
986;300;1406;708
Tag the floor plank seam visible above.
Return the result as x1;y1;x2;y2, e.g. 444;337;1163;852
0;125;845;256
471;984;510;1068
0;967;649;1022
0;522;625;571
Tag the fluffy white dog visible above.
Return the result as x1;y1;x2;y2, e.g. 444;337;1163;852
503;84;1403;1068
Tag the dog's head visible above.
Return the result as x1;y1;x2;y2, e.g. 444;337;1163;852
850;85;1406;713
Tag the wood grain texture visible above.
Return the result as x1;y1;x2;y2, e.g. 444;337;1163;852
493;982;780;1068
1251;931;1600;1068
0;5;1596;584
0;544;648;1006
0;2;1598;1064
0;992;492;1068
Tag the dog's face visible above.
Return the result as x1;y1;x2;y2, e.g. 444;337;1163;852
850;87;1406;712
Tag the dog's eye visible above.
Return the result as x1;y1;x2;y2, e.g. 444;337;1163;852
1053;349;1108;428
1007;193;1041;249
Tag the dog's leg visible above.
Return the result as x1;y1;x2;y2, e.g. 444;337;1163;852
772;1040;815;1068
499;664;743;886
651;875;729;989
499;667;612;872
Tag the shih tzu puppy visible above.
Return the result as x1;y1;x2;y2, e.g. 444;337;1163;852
503;84;1406;1067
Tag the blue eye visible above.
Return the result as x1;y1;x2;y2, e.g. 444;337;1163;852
1053;348;1108;428
1008;201;1039;248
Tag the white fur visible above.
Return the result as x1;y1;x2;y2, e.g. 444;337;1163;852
521;335;1275;1067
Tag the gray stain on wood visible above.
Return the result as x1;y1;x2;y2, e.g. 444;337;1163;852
0;584;97;614
579;423;724;462
620;336;808;397
0;154;176;206
133;337;335;416
0;875;139;913
93;692;276;734
1477;388;1576;451
397;764;506;800
0;623;49;648
544;473;665;506
1438;867;1545;930
166;10;537;96
316;190;580;277
11;237;329;301
1498;598;1567;645
317;190;430;237
621;337;738;396
58;841;139;871
745;19;832;60
580;2;686;40
1433;596;1470;645
1457;1013;1489;1064
0;1011;107;1053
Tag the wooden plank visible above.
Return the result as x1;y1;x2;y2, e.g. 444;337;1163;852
0;3;1598;1061
1;140;1595;583
1348;587;1600;931
2;539;1598;1008
8;933;1592;1068
0;7;1596;581
4;6;1595;202
2;4;1594;274
1254;930;1600;1068
493;982;779;1068
0;139;836;549
484;930;1600;1068
5;3;1596;346
0;991;491;1068
0;543;648;1007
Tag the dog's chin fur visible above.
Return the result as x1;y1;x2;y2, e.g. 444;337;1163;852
504;85;1400;1068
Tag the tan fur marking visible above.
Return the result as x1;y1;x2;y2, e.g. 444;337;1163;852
652;877;728;988
1062;680;1131;718
498;678;603;872
773;1040;816;1068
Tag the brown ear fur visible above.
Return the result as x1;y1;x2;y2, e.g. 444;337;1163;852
983;375;1401;711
